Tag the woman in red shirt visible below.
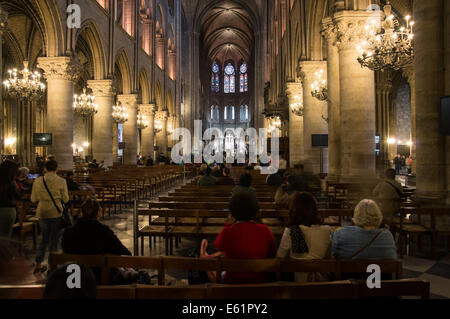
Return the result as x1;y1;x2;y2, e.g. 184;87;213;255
214;192;277;284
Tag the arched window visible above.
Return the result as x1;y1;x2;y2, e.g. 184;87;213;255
240;105;249;122
211;105;219;121
211;62;220;93
231;106;235;120
224;63;235;94
239;62;248;92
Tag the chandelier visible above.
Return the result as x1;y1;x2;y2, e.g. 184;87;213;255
289;95;304;116
112;102;128;124
73;88;98;118
3;61;46;100
154;119;163;134
310;69;328;101
357;3;414;71
137;113;149;129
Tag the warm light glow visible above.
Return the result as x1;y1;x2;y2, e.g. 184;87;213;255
407;141;413;146
3;61;46;100
73;88;98;118
83;142;89;147
5;137;16;146
387;138;396;145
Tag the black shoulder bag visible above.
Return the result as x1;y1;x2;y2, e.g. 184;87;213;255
42;177;73;228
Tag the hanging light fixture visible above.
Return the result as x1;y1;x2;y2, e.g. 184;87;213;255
154;119;163;134
73;88;98;118
289;95;304;116
357;2;414;71
310;69;328;101
112;102;128;124
137;113;149;129
3;61;46;100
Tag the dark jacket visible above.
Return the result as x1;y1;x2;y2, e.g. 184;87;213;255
217;176;235;185
62;218;131;256
0;181;22;208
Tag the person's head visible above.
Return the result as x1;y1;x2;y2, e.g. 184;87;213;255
288;192;320;226
93;159;97;163
44;160;58;173
44;263;97;299
200;163;207;172
353;199;383;228
66;171;74;179
81;199;100;220
239;173;252;187
17;167;30;181
223;167;230;177
47;155;55;161
385;168;396;180
229;192;259;221
0;160;20;185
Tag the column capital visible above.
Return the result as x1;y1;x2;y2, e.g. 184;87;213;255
332;11;374;50
87;79;114;97
321;17;337;44
139;103;156;116
0;5;8;34
297;60;327;84
402;67;415;86
117;94;139;108
155;110;168;121
285;81;303;99
37;56;82;82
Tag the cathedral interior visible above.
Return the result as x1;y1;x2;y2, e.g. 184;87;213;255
0;0;449;303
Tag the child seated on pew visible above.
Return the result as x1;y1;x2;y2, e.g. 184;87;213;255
276;192;332;282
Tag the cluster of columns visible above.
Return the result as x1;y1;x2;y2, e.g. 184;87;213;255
313;10;377;184
33;56;172;170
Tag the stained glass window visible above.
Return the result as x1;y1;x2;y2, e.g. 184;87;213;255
240;105;249;122
211;62;220;92
239;62;248;92
224;63;235;94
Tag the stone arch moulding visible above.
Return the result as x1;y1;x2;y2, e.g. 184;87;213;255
155;81;163;109
138;67;151;104
75;20;108;80
167;89;174;115
115;49;133;94
33;0;64;57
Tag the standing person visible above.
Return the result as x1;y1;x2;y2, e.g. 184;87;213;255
393;154;401;175
401;155;406;175
406;156;413;175
0;160;21;239
31;160;69;274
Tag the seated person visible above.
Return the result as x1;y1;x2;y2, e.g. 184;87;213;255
276;192;331;282
275;175;301;209
197;166;217;186
217;168;235;185
372;168;403;225
44;263;97;299
65;172;80;191
331;199;397;260
215;192;277;284
62;199;131;256
88;159;99;169
145;157;154;166
232;173;256;197
16;167;32;191
212;165;223;178
266;171;283;186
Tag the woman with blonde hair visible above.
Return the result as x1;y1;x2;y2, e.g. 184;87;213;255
331;199;396;260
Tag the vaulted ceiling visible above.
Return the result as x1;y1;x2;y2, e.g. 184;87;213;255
200;0;254;63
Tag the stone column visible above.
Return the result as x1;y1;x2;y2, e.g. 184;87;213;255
117;94;138;165
139;103;155;160
333;11;377;182
141;16;153;55
414;0;446;200
322;17;341;180
155;110;168;157
286;82;304;168
168;50;176;80
298;61;329;174
403;68;416;174
156;36;165;70
38;57;81;171
167;115;176;149
0;6;7;155
88;80;114;168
